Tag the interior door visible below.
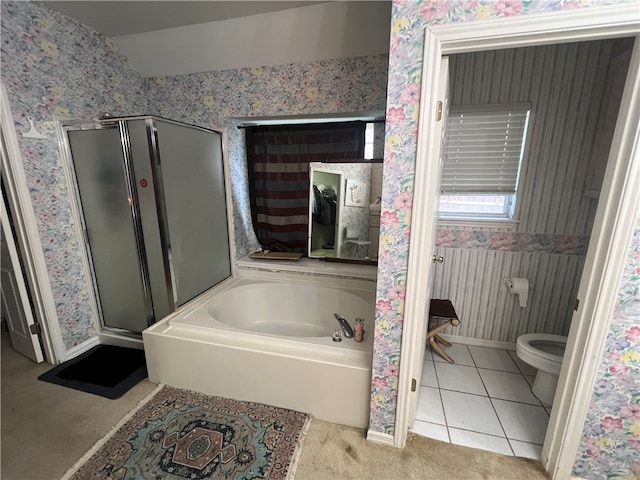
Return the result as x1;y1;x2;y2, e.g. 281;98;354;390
0;191;44;363
407;56;450;425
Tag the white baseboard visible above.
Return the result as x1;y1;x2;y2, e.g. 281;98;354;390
366;429;395;446
439;333;516;351
65;336;100;361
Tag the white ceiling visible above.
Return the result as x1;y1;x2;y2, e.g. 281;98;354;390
39;1;328;36
38;1;392;77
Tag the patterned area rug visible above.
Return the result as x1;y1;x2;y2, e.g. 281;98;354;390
64;386;310;480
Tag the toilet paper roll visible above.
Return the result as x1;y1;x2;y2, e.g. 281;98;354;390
505;277;529;308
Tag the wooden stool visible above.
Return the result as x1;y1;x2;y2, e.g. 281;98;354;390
428;299;460;363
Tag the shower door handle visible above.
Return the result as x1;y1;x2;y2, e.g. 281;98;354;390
432;255;444;264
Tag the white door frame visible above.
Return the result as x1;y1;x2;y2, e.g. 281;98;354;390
395;4;640;479
1;83;65;364
403;55;450;430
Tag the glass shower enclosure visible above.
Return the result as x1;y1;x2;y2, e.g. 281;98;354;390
62;116;231;336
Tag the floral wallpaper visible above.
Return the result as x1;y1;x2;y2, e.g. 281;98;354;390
1;1;147;349
573;217;640;479
436;229;590;255
370;0;635;441
2;2;638;476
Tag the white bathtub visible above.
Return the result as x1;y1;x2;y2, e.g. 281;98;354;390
143;270;376;428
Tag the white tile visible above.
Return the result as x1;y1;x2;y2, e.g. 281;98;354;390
508;350;538;375
411;420;450;443
449;428;513;456
420;360;438;388
524;375;536;387
423;347;433;361
492;399;549;444
415;386;445;425
432;343;475;366
509;440;543;460
479;369;540;405
440;390;504;436
435;362;487;396
468;346;520;373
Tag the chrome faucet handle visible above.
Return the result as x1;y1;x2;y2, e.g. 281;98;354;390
334;313;354;338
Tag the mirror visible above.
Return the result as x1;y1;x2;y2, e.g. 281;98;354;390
308;161;382;263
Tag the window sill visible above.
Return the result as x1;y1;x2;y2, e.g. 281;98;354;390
437;217;519;231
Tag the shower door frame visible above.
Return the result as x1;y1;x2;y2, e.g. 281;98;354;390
144;118;178;312
59;115;235;339
60;119;158;337
142;117;234;310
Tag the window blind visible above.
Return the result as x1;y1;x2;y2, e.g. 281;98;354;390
442;106;530;194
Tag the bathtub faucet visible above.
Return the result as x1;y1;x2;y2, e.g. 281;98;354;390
333;313;354;339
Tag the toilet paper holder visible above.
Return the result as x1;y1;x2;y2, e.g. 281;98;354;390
504;277;530;308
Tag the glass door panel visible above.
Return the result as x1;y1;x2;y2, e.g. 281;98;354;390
67;128;149;333
153;120;231;306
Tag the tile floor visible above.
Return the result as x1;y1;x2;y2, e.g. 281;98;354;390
410;342;551;460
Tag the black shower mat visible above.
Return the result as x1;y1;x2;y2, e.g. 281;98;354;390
38;344;147;399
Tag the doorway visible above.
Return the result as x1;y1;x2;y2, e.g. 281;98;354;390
396;7;640;480
0;83;65;365
410;37;633;459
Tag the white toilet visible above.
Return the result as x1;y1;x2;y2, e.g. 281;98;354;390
516;333;568;406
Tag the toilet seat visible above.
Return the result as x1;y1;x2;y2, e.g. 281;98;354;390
516;333;567;375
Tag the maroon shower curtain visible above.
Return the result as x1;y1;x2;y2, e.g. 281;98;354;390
246;122;365;253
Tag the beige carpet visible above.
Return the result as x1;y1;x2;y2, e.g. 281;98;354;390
0;333;156;480
2;332;548;480
295;420;549;480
